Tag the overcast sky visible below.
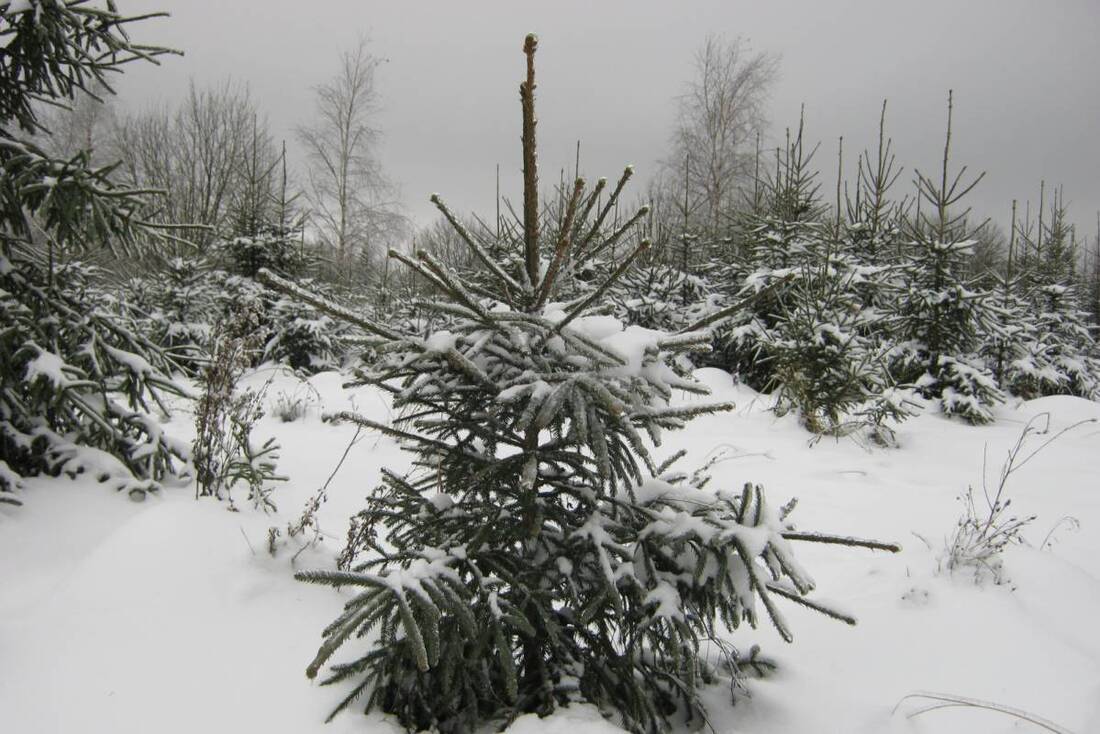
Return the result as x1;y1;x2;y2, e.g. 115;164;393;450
119;0;1100;243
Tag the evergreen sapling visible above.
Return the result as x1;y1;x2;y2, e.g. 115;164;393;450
267;36;900;734
889;92;1002;424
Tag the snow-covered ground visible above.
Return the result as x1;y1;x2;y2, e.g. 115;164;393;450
2;367;1098;734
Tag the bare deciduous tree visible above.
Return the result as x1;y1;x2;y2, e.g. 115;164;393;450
658;35;779;234
35;85;115;166
111;80;259;248
296;39;405;269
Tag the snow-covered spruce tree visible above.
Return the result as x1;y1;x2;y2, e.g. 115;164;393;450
843;101;908;330
889;93;1002;424
1020;282;1099;399
980;202;1041;394
264;36;898;733
220;228;305;281
123;254;222;374
1085;224;1100;326
758;246;913;437
704;121;908;436
209;264;352;375
215;136;349;374
1005;188;1100;399
219;132;308;282
262;290;349;373
825;109;919;440
0;2;190;502
711;117;827;391
611;168;721;335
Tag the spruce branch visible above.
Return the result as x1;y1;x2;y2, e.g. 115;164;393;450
534;176;585;309
257;268;399;340
782;532;901;553
552;238;652;335
430;192;523;299
579;165;634;253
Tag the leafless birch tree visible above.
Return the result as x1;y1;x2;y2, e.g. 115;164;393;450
659;35;779;234
296;39;404;268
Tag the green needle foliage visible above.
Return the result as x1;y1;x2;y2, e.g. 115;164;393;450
1;2;188;501
267;35;899;734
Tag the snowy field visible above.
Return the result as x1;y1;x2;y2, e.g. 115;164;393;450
2;367;1098;734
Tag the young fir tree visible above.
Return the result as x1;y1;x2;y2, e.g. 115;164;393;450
609;195;716;335
711;116;827;391
1006;187;1099;398
763;136;911;437
1086;222;1100;327
706;119;906;436
262;36;897;734
146;255;221;370
212;131;349;374
889;92;1002;424
980;201;1040;393
221;126;307;280
844;101;908;324
1023;282;1099;399
836;106;920;439
610;155;719;335
0;2;190;502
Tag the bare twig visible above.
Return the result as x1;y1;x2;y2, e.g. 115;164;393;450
893;691;1074;734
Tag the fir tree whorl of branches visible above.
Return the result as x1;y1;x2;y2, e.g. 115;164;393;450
267;35;899;734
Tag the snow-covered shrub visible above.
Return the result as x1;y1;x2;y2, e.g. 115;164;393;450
270;36;897;734
896;348;1003;425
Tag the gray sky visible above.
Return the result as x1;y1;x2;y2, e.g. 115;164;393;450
120;0;1100;243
